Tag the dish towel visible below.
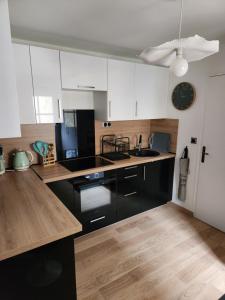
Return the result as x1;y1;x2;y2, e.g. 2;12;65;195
178;147;190;201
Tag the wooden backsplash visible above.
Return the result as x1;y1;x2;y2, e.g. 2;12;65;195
0;124;55;168
95;120;151;155
0;119;178;167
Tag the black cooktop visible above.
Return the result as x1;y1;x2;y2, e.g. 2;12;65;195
59;156;113;172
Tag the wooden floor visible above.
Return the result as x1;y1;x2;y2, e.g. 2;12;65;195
75;204;225;300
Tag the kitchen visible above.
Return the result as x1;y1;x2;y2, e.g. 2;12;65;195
1;0;225;299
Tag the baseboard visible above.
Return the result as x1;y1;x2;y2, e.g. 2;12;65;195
167;201;193;217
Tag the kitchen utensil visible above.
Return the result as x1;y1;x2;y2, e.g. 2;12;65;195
149;132;171;153
178;146;190;201
101;135;130;160
13;150;33;171
41;144;56;167
0;145;5;175
33;141;49;157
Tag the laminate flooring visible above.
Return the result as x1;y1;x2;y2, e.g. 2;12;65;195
75;203;225;300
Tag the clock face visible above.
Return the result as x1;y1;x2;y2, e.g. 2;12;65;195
172;82;195;110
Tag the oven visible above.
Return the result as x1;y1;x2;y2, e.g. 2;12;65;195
71;170;117;233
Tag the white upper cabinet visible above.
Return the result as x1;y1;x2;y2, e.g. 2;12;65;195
13;44;36;124
60;52;107;91
0;0;21;138
135;63;169;119
107;59;135;121
30;46;63;123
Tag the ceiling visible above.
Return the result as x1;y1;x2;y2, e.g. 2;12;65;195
8;0;225;58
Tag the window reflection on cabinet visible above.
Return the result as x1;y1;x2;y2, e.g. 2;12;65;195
30;46;63;124
34;96;62;123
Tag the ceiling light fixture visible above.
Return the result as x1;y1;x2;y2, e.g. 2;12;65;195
140;0;219;77
169;0;188;77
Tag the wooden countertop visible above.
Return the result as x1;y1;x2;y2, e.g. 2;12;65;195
32;153;175;183
0;170;82;261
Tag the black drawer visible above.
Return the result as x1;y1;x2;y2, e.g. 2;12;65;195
82;211;116;233
118;176;139;196
117;165;139;178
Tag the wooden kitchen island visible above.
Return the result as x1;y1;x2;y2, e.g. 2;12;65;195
0;170;82;300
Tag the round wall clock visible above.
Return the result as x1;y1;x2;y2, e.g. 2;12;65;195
172;82;195;110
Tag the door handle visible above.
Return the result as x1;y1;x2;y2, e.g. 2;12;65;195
57;99;61;120
201;146;209;163
125;166;137;170
90;216;106;223
135;101;138;117
108;101;111;118
124;192;137;197
124;174;138;179
77;85;95;89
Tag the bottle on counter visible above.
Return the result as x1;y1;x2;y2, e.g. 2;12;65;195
0;145;5;175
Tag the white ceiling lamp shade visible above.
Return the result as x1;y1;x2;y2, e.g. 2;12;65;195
140;0;219;77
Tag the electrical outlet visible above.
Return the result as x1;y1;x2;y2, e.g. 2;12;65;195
102;122;112;128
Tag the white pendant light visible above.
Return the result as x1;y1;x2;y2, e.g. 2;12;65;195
170;0;188;77
170;49;188;77
139;0;219;76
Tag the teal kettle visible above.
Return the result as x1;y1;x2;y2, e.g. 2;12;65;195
13;150;34;171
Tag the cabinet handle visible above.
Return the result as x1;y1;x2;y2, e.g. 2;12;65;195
125;166;137;170
109;101;112;118
77;85;95;89
124;192;137;197
144;166;146;181
124;174;138;179
135;101;138;117
90;216;106;223
57;99;61;120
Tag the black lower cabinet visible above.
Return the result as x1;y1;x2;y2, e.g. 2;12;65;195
117;158;175;221
48;158;175;235
117;164;146;220
0;237;77;300
141;158;175;207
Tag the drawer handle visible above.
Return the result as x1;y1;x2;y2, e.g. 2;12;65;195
77;85;95;89
124;174;138;179
90;216;106;223
57;99;61;120
144;165;146;181
124;166;138;170
124;192;137;197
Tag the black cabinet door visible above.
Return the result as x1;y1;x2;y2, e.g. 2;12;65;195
0;237;77;300
142;158;175;206
117;165;146;220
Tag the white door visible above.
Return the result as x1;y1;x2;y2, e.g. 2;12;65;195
0;0;21;138
60;51;107;91
30;46;63;123
14;44;36;124
108;59;135;121
135;63;169;119
195;75;225;232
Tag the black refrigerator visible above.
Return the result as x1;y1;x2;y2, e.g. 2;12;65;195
55;110;95;161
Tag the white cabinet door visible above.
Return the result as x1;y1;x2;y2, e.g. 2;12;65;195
14;44;36;124
0;0;21;138
30;46;63;123
60;52;107;91
135;64;169;119
108;59;135;121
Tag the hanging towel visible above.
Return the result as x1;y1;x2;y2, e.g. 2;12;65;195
178;147;190;201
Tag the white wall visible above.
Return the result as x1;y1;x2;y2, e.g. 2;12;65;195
169;44;225;212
